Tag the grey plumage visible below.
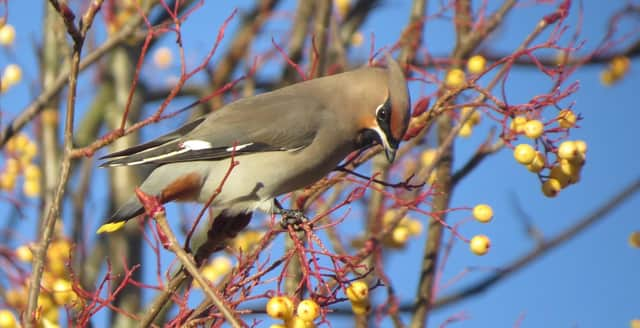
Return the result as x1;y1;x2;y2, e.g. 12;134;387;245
99;56;410;231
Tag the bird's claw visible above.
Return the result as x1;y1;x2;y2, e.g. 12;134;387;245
277;209;310;230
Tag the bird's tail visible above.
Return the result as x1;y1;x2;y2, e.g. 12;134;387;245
97;199;145;234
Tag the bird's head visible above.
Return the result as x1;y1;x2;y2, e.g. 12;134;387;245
355;54;411;163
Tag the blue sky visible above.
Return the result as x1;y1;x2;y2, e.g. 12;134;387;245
1;1;638;327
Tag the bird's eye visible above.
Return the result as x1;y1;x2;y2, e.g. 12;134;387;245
376;100;391;121
377;107;387;120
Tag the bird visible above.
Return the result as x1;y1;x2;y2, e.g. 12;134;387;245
97;54;411;234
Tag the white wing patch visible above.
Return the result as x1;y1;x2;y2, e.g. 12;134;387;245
225;143;254;152
183;139;213;150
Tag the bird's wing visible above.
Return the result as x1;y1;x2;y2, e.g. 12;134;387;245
100;93;323;167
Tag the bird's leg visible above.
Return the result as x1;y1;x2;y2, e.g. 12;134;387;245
273;199;309;230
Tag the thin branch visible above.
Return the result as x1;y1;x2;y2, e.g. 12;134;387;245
24;1;104;325
150;208;241;328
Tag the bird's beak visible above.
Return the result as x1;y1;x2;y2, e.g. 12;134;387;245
384;146;397;163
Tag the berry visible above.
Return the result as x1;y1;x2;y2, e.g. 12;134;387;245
557;141;578;160
2;64;22;87
574;140;587;155
523;120;544;139
153;47;173;69
472;204;493;223
513;144;536;165
296;299;320;322
346;281;369;303
23;179;41;197
0;309;17;328
629;231;640;248
391;226;410;246
461;106;481;125
458;122;473;137
542;178;562;197
0;24;16;46
15;245;33;262
526;152;546;173
557;109;577;128
467;55;486;74
510;116;527;133
469;235;490;256
52;279;76;305
610;56;630;77
351;301;371;315
445;68;465;88
266;296;294;320
420;149;437;167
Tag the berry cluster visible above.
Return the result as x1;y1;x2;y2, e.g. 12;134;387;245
1;133;41;197
266;296;320;328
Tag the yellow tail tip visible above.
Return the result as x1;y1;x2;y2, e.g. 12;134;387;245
96;221;126;234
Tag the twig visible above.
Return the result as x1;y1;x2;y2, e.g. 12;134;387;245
0;0;157;147
150;209;242;328
24;1;104;326
432;177;640;308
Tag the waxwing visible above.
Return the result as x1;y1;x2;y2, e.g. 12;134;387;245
97;55;411;233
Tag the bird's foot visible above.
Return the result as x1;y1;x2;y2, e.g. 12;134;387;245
276;208;310;230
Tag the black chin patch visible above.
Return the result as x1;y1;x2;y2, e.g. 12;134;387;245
355;129;382;149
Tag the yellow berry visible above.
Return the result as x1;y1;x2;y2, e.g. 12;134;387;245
526;152;546;173
469;234;490;256
2;64;22;87
266;296;294;320
4;288;27;309
610;56;630;77
153;47;173;69
47;240;71;264
631;319;640;328
523;120;544;139
15;244;33;262
574;140;587;155
461;106;481;125
5;158;19;174
466;55;486;74
542;178;562;198
600;69;616;86
445;68;465;88
628;231;640;248
406;219;423;235
513;144;536;165
335;0;350;17
22;142;38;160
557;141;577;160
296;299;320;322
289;316;316;328
1;172;17;191
559;159;581;176
0;309;17;328
350;32;364;47
51;279;76;305
346;281;369;303
351;300;371;315
391;226;410;246
23;179;41;197
458;122;473;138
420;149;437;167
24;164;41;180
550;165;571;188
472;204;493;223
510;116;527;133
37;293;55;313
41;308;59;326
0;24;16;46
557;109;577;128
